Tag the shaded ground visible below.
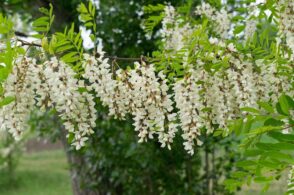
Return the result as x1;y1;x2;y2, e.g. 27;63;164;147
0;150;72;195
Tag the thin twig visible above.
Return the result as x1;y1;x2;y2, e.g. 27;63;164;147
15;31;29;37
16;38;41;47
105;56;143;61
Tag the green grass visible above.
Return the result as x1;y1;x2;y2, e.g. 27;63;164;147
0;150;72;195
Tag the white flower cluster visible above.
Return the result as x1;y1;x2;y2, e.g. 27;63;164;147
255;59;293;103
83;43;292;155
244;19;257;41
128;62;177;147
180;40;292;154
0;56;97;150
82;14;292;154
0;57;36;140
195;3;231;38
160;5;193;51
174;72;204;155
42;58;96;149
83;54;178;149
278;0;294;55
206;52;292;131
82;54;118;116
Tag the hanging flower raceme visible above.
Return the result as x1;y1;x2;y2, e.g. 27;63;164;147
0;56;97;150
161;5;193;51
174;71;204;155
195;3;231;38
255;59;294;103
82;54;117;117
42;58;96;149
127;62;177;148
0;57;38;139
83;54;178;149
278;0;294;55
244;19;257;41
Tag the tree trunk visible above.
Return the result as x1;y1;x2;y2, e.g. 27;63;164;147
59;127;99;195
205;145;212;195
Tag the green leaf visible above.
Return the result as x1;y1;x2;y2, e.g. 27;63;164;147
55;44;74;53
258;160;280;169
248;126;281;136
32;5;54;37
0;85;3;95
0;96;15;107
61;52;80;63
240;107;260;114
268;132;294;142
143;4;165;13
85;22;93;27
256;143;277;151
273;143;294;151
254;176;273;183
39;7;49;15
32;17;49;27
276;102;286;116
285;95;294;109
265;151;294;164
279;95;290;115
264;118;284;126
236;160;257;167
0;14;13;35
257;101;274;113
234;25;245;35
80;14;92;22
49;3;53;17
88;1;93;15
77;3;88;13
213;130;222;137
232;16;245;22
230;118;243;135
244;149;264;157
231;171;248;179
33;27;48;32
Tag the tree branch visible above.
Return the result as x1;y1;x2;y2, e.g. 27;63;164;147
16;38;41;47
15;31;29;37
15;38;150;62
103;55;148;62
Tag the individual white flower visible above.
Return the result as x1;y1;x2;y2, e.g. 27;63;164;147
227;43;237;52
209;37;219;45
